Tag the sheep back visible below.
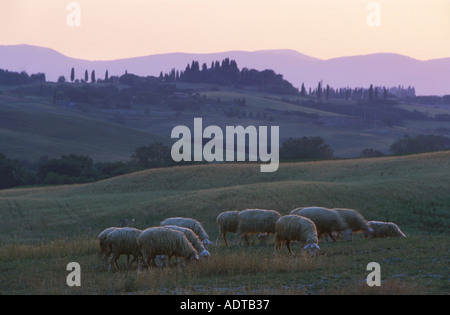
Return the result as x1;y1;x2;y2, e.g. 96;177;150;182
162;225;209;257
291;207;348;237
98;227;119;253
138;227;199;266
275;215;319;246
334;208;373;237
236;209;282;235
367;221;406;238
161;217;210;243
216;211;240;234
106;227;142;257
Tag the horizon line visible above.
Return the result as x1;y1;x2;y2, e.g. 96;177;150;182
3;43;450;63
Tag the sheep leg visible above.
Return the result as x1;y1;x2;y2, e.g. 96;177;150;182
328;233;337;242
223;232;229;247
108;254;120;272
129;255;138;267
244;234;250;246
103;253;111;269
285;241;295;256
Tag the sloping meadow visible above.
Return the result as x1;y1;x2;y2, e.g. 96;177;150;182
0;151;448;294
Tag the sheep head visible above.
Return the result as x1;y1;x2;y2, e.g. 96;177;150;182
303;243;320;256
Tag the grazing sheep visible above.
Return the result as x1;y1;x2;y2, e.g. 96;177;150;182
98;227;119;268
216;210;240;246
334;208;373;239
234;209;282;245
275;215;320;256
290;207;350;241
161;217;212;246
98;227;118;254
106;227;142;272
367;221;406;238
137;227;199;270
162;225;210;258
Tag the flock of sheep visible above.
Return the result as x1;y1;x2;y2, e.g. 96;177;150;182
98;207;406;271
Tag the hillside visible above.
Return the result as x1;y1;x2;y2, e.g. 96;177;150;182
0;151;448;295
0;151;448;243
0;89;170;161
2;80;449;163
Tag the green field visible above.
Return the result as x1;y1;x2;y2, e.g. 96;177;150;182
0;151;448;294
2;83;449;162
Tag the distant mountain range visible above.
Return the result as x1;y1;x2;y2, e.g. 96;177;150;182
1;44;449;95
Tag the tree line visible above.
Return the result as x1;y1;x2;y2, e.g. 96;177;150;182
0;69;46;85
2;134;448;190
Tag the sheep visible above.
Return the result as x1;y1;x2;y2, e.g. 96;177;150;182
137;227;199;270
98;227;119;268
334;208;373;240
106;227;142;272
290;207;351;242
366;221;406;238
274;215;320;256
162;225;210;258
161;217;213;247
98;227;118;255
216;210;240;246
234;209;282;245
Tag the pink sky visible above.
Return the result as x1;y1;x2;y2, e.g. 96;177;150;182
1;0;449;61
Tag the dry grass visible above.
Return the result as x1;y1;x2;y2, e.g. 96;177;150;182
0;235;447;295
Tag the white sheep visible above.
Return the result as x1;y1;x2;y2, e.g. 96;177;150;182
290;207;351;241
274;215;320;256
366;221;406;238
334;208;373;240
106;227;142;272
98;227;119;268
137;227;199;270
234;209;282;245
162;225;210;258
216;210;240;246
161;217;213;246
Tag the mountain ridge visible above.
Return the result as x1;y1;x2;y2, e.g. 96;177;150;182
1;44;449;95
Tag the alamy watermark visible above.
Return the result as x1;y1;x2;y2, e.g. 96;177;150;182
66;262;81;287
66;2;81;27
367;2;381;27
171;118;279;172
366;262;381;286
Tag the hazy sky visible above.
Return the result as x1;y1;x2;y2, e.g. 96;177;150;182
1;0;449;61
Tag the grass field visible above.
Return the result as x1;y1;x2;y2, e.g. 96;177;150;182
0;151;448;294
2;83;449;162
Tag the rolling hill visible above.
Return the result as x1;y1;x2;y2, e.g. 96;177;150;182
0;91;169;161
0;150;448;243
0;151;448;294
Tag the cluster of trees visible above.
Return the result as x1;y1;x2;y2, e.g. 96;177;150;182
0;69;46;85
0;143;176;189
360;134;450;157
280;137;334;160
389;134;450;155
304;82;415;101
161;58;299;95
